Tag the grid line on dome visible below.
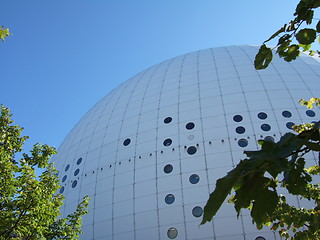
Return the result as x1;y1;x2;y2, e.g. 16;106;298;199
133;58;176;240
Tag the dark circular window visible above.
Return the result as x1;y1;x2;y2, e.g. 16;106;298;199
233;115;243;122
62;175;67;183
238;139;248;147
189;174;200;184
187;146;197;155
255;237;266;240
123;138;131;146
163;138;172;147
192;206;203;218
167;227;178;239
258;112;267;120
74;169;80;176
286;122;295;129
164;164;173;174
235;126;245;134
164;117;172;124
264;136;274;142
282;110;292;118
72;180;77;188
65;164;70;171
306;110;316;117
59;186;65;194
76;158;82;165
186;122;195;130
261;124;271;131
165;194;175;204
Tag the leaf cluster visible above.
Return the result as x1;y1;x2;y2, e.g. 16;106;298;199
255;0;320;69
0;26;11;42
0;106;89;240
201;99;320;240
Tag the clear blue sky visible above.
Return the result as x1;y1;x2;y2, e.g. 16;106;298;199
1;0;298;151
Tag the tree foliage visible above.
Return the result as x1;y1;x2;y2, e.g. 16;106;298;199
0;26;11;42
255;0;320;69
201;99;320;239
0;105;89;240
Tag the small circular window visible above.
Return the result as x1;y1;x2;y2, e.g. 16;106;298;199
72;180;77;188
59;186;65;194
282;110;292;118
186;122;195;130
163;138;172;147
238;139;248;147
76;157;82;165
233;115;243;122
192;206;203;218
65;164;70;171
164;117;172;124
286;122;295;129
187;146;197;155
264;136;274;142
74;169;80;176
167;227;178;239
261;124;271;131
258;112;268;120
189;174;200;184
123;138;131;146
164;164;173;174
235;126;245;134
255;237;266;240
306;110;316;117
62;175;67;183
165;194;175;204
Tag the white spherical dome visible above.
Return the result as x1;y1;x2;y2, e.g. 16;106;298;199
54;45;320;240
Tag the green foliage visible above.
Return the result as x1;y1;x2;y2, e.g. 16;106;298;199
201;99;320;239
254;0;320;69
0;26;11;42
0;106;89;240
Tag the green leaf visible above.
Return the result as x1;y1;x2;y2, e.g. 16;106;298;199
254;44;273;70
296;28;317;45
316;20;320;32
264;25;286;43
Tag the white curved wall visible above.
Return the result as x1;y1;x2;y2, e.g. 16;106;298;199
53;45;320;240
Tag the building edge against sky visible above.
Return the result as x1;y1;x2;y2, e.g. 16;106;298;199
52;45;320;240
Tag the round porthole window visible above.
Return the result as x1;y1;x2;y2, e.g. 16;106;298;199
59;186;65;194
258;112;267;119
238;139;248;147
167;227;178;239
233;115;243;122
76;157;82;165
261;124;271;131
74;169;80;176
123;138;131;146
306;110;316;117
192;206;203;218
286;122;295;129
164;117;172;124
235;126;245;134
62;175;67;183
65;164;70;171
264;136;274;142
189;174;200;184
163;138;172;147
187;146;197;155
282;110;292;118
72;180;77;188
165;194;175;204
186;122;195;130
164;164;173;174
255;237;266;240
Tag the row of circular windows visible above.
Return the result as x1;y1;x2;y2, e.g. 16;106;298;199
233;109;316;123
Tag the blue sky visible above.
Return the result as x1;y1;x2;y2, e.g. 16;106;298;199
1;0;298;151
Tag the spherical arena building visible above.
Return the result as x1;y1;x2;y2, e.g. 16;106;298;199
53;45;320;240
